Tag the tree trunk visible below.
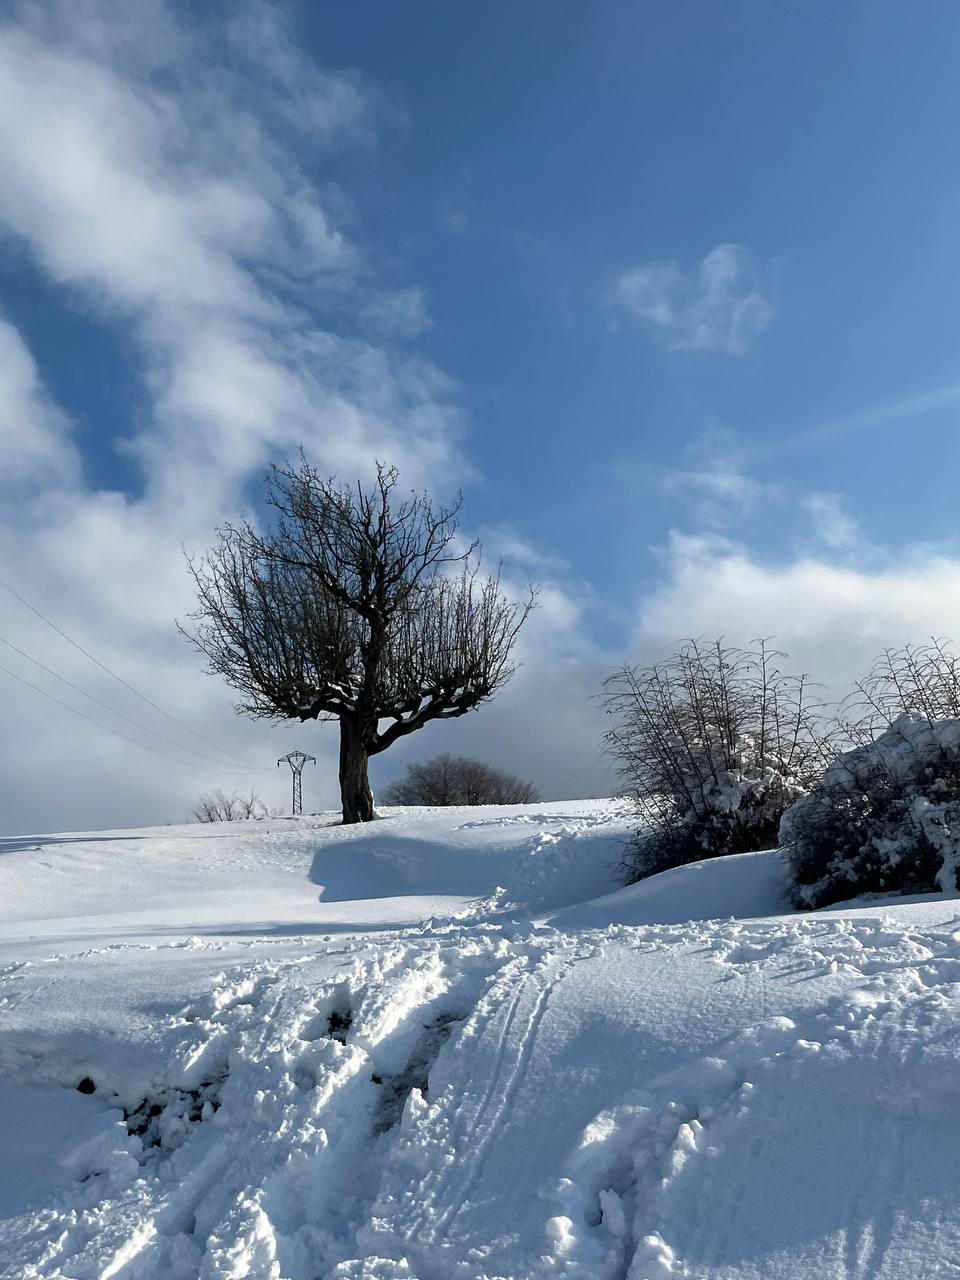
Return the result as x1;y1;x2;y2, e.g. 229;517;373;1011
339;716;375;823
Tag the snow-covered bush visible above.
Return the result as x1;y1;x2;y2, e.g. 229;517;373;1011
782;714;960;908
604;640;833;882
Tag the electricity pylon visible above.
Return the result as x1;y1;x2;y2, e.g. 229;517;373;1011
277;750;316;816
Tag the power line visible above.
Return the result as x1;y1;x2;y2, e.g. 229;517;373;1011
0;631;269;773
0;573;260;768
0;658;271;775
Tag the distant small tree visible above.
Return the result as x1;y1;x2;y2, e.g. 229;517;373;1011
604;638;835;880
183;460;534;824
193;788;266;822
381;753;539;806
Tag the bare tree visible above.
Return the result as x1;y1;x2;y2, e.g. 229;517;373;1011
183;461;534;824
381;753;539;806
603;639;836;879
192;788;266;822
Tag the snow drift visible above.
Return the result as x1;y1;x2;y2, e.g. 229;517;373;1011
2;799;960;1279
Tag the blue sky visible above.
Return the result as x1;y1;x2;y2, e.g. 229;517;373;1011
4;0;960;831
304;0;960;606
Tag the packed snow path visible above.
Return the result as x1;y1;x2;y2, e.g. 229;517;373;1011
3;803;960;1278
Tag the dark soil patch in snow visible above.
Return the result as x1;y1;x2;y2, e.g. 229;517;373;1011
371;1011;464;1135
124;1074;226;1151
327;1005;353;1043
300;988;355;1044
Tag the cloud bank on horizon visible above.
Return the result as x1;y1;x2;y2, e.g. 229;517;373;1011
3;0;960;834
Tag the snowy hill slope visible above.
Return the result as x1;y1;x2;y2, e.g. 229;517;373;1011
0;802;626;953
3;801;960;1279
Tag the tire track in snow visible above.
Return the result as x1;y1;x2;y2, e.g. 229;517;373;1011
388;940;561;1245
428;943;583;1237
385;946;540;1244
243;935;522;1275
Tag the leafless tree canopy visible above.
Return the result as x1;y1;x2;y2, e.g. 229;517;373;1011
381;753;539;807
192;788;266;822
603;639;836;879
183;460;534;823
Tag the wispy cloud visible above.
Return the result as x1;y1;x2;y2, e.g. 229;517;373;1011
802;492;862;552
664;454;872;561
477;524;571;577
658;424;781;528
612;243;774;354
664;461;780;527
440;207;470;235
358;286;430;339
763;380;960;457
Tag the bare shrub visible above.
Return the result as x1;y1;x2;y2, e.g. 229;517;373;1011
193;788;266;822
604;639;834;881
844;639;960;738
782;641;960;908
381;754;539;806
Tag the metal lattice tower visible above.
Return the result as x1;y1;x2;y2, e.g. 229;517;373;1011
278;750;316;816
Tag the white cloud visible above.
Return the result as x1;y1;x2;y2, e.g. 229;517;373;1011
802;492;862;552
635;531;960;701
0;2;621;835
0;2;476;834
663;461;779;526
0;318;79;492
359;287;430;339
0;4;462;507
613;243;774;354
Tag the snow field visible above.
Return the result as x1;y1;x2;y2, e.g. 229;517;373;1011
3;802;960;1277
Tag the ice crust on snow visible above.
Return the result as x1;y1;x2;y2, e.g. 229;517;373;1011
3;799;960;1278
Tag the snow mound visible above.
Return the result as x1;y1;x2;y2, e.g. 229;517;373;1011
548;846;790;929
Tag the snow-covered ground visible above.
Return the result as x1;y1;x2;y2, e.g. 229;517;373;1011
3;800;960;1279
